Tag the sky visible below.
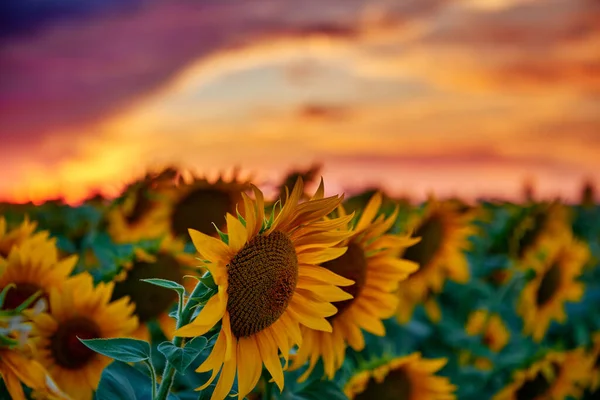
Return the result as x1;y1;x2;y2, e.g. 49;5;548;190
1;0;599;204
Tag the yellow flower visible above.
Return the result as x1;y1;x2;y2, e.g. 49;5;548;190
0;237;77;311
518;232;588;342
587;333;600;392
158;170;252;240
344;352;457;400
0;217;48;260
493;349;592;399
105;178;173;244
0;297;71;400
290;192;419;381
28;273;138;400
510;202;571;265
174;178;356;400
396;198;475;323
462;310;510;370
110;237;199;341
0;349;72;400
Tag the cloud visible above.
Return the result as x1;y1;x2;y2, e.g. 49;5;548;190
297;104;353;121
425;0;600;48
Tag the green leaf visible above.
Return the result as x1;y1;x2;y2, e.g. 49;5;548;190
95;361;182;400
157;336;208;373
0;284;15;308
140;279;185;296
80;337;150;363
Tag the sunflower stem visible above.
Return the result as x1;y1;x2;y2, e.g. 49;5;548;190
155;280;208;400
145;359;158;399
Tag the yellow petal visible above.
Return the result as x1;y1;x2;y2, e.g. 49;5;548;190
241;193;257;241
196;330;226;373
256;330;284;391
174;293;225;337
287;302;333;332
295;283;353;303
188;229;230;264
226;213;247;253
236;336;262;400
310;177;325;200
297;247;348;265
298;265;354;286
355;192;382;232
291;291;338;316
251;185;265;235
211;336;238;400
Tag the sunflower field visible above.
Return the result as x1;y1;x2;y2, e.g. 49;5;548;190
1;167;599;400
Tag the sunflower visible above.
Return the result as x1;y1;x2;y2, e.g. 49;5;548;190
173;178;357;400
461;310;510;370
289;192;419;381
518;232;589;342
0;289;71;400
105;178;174;244
0;237;77;312
395;198;475;322
28;272;138;400
396;289;442;324
0;217;48;260
157;170;253;241
492;349;592;399
509;202;571;265
587;333;600;392
109;237;199;341
344;352;457;400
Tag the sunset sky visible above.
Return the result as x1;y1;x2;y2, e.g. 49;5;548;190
1;0;599;204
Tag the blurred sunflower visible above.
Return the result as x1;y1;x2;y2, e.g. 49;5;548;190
289;192;420;381
157;170;252;241
396;290;442;324
461;310;510;370
587;333;600;392
0;285;71;400
28;273;138;400
492;349;592;399
105;178;173;244
344;352;457;400
510;202;571;265
173;178;356;400
518;232;589;342
109;237;199;340
395;198;475;322
0;237;77;312
0;217;48;260
276;163;322;204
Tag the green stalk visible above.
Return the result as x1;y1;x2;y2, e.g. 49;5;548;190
145;360;158;399
155;281;208;400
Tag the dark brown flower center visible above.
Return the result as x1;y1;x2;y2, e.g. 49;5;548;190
227;231;298;338
125;184;154;225
595;354;600;369
355;368;412;400
111;254;183;323
404;215;444;274
536;262;561;306
170;188;236;238
517;212;547;258
482;331;494;348
49;317;101;369
514;364;558;400
1;283;46;311
321;242;367;319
